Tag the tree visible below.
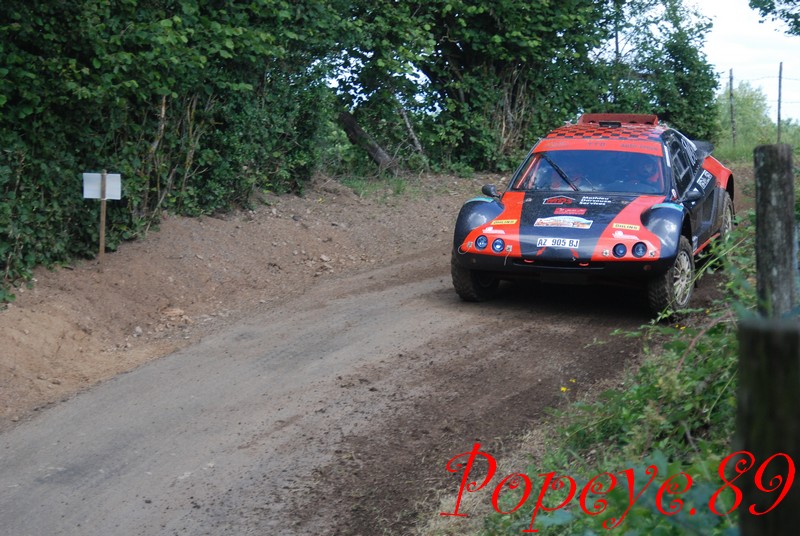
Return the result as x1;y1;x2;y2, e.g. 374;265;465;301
592;0;719;140
336;0;612;171
749;0;800;35
335;0;721;171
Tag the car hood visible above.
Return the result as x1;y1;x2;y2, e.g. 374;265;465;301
511;191;668;260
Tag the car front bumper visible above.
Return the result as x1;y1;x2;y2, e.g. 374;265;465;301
452;249;675;284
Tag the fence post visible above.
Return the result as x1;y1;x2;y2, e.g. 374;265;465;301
753;144;796;317
736;319;800;535
737;144;798;535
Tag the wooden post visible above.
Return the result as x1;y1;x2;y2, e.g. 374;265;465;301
777;62;783;143
730;69;737;150
736;318;800;535
737;145;799;535
753;145;796;317
99;169;107;272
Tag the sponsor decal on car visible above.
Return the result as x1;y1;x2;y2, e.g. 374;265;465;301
612;223;640;231
579;196;611;206
491;219;518;225
697;170;714;189
534;216;593;229
553;207;587;216
543;196;575;205
620;142;661;152
482;226;506;235
612;230;639;240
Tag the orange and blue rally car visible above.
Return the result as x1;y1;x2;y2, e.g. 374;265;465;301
451;113;734;315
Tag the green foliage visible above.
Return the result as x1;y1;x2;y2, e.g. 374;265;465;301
0;0;733;299
714;81;776;160
335;0;720;172
480;217;758;535
592;0;720;140
749;0;800;35
336;0;612;170
0;0;347;298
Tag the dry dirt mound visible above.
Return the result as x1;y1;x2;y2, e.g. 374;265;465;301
0;173;492;429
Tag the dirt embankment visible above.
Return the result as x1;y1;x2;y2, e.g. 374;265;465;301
0;174;486;428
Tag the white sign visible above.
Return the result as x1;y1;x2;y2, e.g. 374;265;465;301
82;173;122;200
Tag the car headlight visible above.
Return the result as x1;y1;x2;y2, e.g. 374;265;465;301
632;242;647;258
475;235;488;250
492;238;505;253
613;243;627;258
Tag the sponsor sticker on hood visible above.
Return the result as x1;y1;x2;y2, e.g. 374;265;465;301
612;230;639;240
543;196;576;205
579;196;612;206
612;223;640;231
534;216;593;229
554;207;587;216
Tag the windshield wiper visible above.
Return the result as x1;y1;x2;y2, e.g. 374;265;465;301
541;153;578;191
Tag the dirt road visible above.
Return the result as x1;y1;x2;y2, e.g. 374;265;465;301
0;247;699;535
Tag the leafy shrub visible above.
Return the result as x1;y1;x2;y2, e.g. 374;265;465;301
0;1;341;300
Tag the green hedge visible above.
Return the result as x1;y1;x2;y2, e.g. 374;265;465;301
0;1;340;299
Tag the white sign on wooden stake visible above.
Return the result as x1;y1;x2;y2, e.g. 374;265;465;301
83;170;121;272
83;173;122;200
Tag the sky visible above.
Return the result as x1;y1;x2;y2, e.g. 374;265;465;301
693;0;800;122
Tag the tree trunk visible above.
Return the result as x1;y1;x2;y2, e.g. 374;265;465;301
338;111;396;173
399;106;424;155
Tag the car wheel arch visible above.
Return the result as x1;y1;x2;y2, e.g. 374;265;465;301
453;198;505;249
681;216;693;252
725;174;735;202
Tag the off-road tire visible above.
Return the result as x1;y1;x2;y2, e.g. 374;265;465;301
451;251;500;301
647;235;694;316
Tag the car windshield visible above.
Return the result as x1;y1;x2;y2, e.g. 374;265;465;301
511;150;666;194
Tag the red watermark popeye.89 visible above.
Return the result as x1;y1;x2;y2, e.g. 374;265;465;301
440;443;795;532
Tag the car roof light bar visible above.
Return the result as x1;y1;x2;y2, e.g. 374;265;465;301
578;113;659;126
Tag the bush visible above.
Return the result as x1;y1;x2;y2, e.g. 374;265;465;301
0;1;340;299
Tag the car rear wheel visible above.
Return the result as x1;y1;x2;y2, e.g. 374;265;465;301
451;252;500;301
647;236;694;315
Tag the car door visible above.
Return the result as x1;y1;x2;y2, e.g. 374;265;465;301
665;131;718;252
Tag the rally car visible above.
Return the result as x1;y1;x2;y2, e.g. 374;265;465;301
451;113;734;315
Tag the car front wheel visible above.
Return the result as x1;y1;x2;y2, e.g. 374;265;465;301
647;236;694;315
451;252;500;301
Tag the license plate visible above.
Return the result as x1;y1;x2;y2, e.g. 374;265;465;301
536;237;580;248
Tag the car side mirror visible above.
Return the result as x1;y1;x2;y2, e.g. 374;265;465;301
481;184;500;198
684;188;703;202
